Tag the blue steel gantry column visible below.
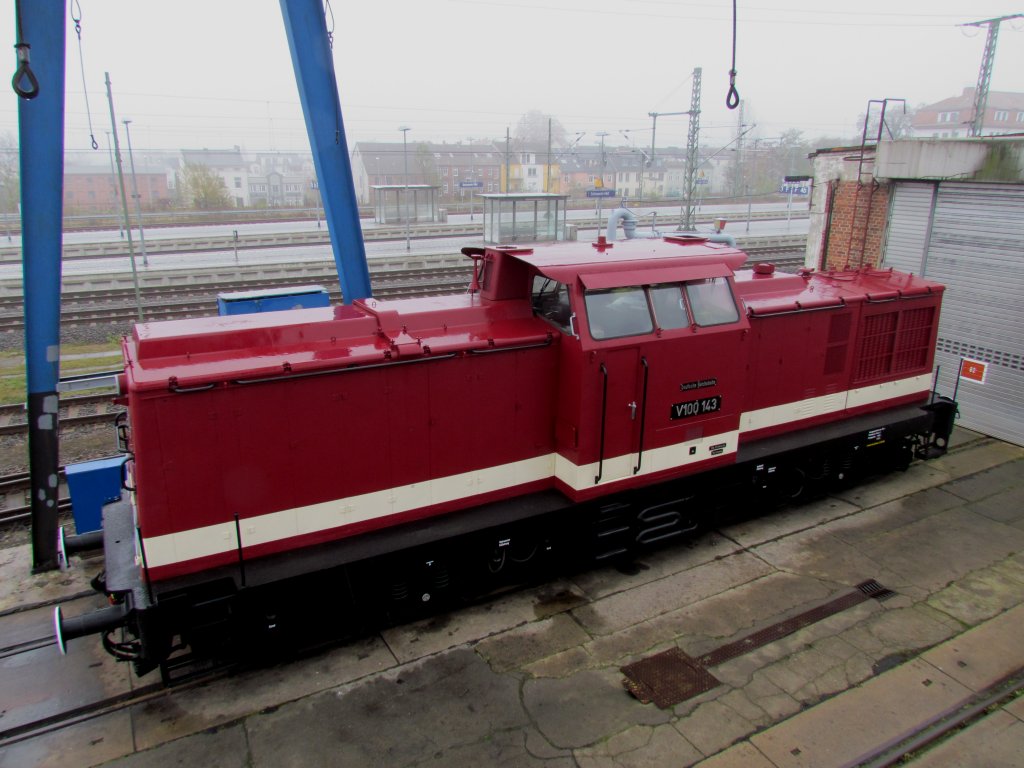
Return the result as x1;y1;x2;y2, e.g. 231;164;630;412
279;0;372;302
15;0;66;571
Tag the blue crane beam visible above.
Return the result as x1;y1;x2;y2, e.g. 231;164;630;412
17;0;66;571
279;0;372;302
18;0;372;572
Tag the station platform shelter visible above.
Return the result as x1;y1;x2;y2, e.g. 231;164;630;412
371;185;441;225
480;193;568;245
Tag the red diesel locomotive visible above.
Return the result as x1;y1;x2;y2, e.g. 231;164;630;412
57;235;956;675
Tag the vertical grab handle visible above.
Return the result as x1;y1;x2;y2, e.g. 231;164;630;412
634;356;649;474
595;363;608;484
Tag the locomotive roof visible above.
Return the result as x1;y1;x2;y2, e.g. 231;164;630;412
501;237;749;286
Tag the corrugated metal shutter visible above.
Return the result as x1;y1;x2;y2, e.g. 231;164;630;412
885;181;1024;446
883;182;935;274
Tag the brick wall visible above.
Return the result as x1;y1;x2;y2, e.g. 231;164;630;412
819;180;890;270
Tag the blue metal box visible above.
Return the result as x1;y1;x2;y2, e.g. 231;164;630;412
65;456;127;534
217;285;330;316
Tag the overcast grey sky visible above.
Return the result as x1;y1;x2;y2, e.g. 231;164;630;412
3;1;1024;159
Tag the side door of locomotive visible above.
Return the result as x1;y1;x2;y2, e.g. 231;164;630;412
581;285;654;484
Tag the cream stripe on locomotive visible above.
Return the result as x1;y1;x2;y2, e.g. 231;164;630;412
739;373;932;434
140;375;932;571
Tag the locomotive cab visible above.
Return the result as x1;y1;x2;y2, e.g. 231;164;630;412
484;238;752;500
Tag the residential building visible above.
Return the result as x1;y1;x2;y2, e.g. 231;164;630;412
911;87;1024;138
63;164;170;214
351;141;503;204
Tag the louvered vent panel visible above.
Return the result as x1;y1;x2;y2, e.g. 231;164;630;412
893;306;935;373
854;312;897;382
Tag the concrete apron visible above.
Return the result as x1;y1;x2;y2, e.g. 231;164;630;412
1;428;1022;768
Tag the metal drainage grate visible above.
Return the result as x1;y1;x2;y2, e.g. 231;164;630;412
858;578;896;601
622;580;897;708
698;579;894;668
621;647;721;708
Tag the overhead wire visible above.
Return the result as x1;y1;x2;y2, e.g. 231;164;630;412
70;0;99;149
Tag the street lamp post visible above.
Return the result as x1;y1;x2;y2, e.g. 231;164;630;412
595;131;609;225
122;119;149;267
104;131;123;238
399;126;411;252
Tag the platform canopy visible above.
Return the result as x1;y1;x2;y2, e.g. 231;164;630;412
480;193;568;245
371;185;440;225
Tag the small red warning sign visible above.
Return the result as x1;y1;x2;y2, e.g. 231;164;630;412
959;358;988;384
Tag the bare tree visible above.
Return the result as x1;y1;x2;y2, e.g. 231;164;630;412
514;110;569;147
180;163;231;210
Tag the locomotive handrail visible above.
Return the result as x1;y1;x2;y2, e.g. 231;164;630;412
746;301;845;318
865;292;934;304
231;352;458;386
595;363;609;484
468;336;553;355
168;382;216;394
634;356;650;475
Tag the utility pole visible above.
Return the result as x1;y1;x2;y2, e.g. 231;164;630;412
595;131;609;225
961;15;1023;137
680;67;702;231
399;125;411;251
505;127;511;193
122;119;149;268
104;72;144;321
732;100;746;198
545;118;552;193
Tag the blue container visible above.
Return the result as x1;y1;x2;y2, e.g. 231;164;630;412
65;456;127;534
217;285;330;316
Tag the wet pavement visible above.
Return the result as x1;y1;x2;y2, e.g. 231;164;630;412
1;426;1022;767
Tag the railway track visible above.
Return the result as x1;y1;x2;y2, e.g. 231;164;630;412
0;393;124;436
0;211;806;263
0;586;235;750
0;248;805;333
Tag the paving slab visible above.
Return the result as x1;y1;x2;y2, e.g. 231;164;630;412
402;726;577;768
570;530;738;601
861;508;1024;593
675;698;759;757
693;741;776;768
926;440;1024;484
381;579;585;663
0;710;134;768
246;648;528;767
0;625;135;734
910;710;1024;768
925;559;1024;625
749;659;973;768
751;527;905;590
131;633;396;751
942;457;1024;504
0;545;102;613
963;484;1024;526
98;721;250;768
571;551;774;636
575;723;704;768
719;496;861;549
475;612;592;673
829;462;950;511
1005;693;1024;721
523;667;672;749
920;604;1024;692
825;486;964;546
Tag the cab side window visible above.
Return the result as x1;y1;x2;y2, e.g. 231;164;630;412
685;277;739;326
649;283;690;330
531;275;573;334
585;287;654;340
